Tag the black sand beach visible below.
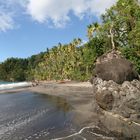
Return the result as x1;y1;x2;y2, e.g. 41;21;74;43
0;82;136;140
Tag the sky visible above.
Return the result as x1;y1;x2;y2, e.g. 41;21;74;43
0;0;117;62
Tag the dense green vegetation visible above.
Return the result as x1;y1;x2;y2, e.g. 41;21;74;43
0;0;140;82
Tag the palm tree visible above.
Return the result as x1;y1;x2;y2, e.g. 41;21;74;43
72;38;82;46
87;24;94;40
87;22;100;40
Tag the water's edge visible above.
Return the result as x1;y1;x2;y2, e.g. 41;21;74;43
0;82;32;91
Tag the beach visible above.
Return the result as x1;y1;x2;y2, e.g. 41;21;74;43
30;81;96;126
0;81;115;140
0;81;95;126
0;81;137;140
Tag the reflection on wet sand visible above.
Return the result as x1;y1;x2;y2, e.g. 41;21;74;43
0;92;74;140
38;94;73;113
0;92;132;140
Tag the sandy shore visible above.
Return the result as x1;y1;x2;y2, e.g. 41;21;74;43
30;81;92;95
0;82;127;140
0;81;97;127
0;87;31;94
29;82;99;127
0;81;137;139
0;81;92;94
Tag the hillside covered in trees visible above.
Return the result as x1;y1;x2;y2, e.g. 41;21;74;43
0;0;140;82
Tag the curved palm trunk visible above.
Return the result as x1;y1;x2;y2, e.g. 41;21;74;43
109;25;116;50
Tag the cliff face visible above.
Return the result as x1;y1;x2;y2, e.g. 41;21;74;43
90;51;140;139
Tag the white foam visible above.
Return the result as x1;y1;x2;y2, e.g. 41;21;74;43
88;131;115;140
51;125;115;140
51;125;98;140
0;108;49;139
0;82;32;90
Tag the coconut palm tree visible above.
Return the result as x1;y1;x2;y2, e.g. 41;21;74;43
87;22;100;40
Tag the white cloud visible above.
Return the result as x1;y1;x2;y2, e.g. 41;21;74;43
88;0;117;15
26;0;117;28
0;12;14;32
0;1;15;32
0;0;27;32
0;0;117;31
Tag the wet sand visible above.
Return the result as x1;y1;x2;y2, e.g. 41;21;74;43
0;82;117;140
0;82;134;139
29;82;139;139
30;82;95;126
0;82;97;127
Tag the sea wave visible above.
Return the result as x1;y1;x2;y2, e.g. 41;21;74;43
0;82;32;90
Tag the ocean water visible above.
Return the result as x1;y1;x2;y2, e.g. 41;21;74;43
0;92;118;140
0;81;12;85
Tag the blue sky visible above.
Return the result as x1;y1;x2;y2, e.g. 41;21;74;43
0;0;117;62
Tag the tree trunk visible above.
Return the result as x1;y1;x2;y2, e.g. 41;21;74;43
109;25;116;50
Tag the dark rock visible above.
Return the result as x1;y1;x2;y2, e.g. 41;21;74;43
121;112;131;118
94;51;139;84
95;90;114;110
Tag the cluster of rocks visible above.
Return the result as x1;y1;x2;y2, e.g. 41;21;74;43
91;77;140;123
90;50;140;139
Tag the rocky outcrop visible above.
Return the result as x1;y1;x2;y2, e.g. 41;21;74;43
90;50;140;139
91;77;140;122
94;50;139;84
91;77;140;139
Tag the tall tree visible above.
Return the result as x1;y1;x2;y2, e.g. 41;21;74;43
101;0;140;50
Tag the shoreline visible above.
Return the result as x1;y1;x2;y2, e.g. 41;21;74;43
30;81;97;127
0;81;95;127
1;81;140;139
30;81;92;94
0;81;92;94
0;81;123;139
0;87;31;94
0;82;32;93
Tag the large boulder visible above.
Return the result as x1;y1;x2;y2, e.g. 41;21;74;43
94;50;139;84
